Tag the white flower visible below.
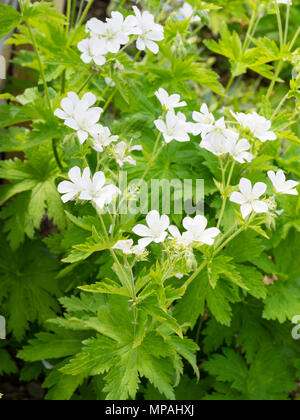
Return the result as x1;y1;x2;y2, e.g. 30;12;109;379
55;92;102;144
191;104;215;137
175;273;184;279
133;6;164;54
200;118;237;156
77;38;107;66
168;225;193;248
179;2;201;23
228;138;254;164
232;112;277;143
155;110;192;143
112;141;143;167
230;178;269;219
132;210;170;248
57;166;90;203
276;0;292;5
155;88;187;111
65;107;103;144
268;170;299;195
86;12;139;54
90;125;119;152
79;171;121;209
182;216;220;246
113;240;147;256
54;92;96;120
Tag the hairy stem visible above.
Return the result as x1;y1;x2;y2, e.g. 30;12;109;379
284;3;291;45
217;160;235;229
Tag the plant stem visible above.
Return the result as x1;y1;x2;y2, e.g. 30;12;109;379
117;0;127;11
271;92;289;121
25;25;52;111
216;75;234;110
217;8;260;110
242;8;257;54
266;62;283;100
102;87;118;113
76;0;94;27
284;3;291;45
52;139;63;170
214;226;244;255
195;314;205;344
102;50;142;114
70;0;77;28
275;2;284;49
76;0;85;26
157;0;172;22
289;27;300;51
217;160;235;229
98;212;134;297
181;261;208;293
140;134;164;184
182;215;251;293
66;0;72;32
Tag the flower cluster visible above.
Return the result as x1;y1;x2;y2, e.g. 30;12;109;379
58;166;120;209
78;6;164;66
153;88;298;222
154;89;194;143
54;92;103;144
154;88;278;165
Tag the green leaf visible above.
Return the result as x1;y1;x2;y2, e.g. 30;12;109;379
203;348;248;391
0;147;66;249
0;349;18;375
60;336;116;376
79;279;131;297
207;256;247;290
0;236;61;341
43;368;85;401
263;278;300;323
18;329;90;361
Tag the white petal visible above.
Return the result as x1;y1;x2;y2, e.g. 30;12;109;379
58;181;74;194
146;210;160;230
168;225;181;240
54;109;67;120
230;192;247;205
68;166;82;183
252;182;267;199
77;130;88;144
133;224;152;237
146;40;159;54
239;178;252;197
138;237;153;248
